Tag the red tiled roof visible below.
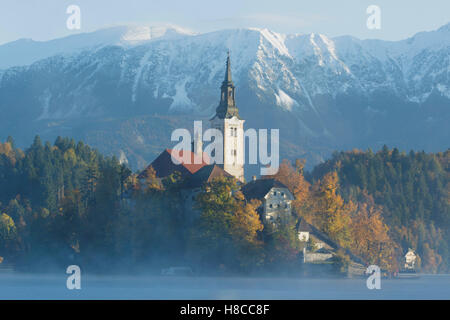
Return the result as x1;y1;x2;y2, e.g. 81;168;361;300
183;164;234;189
138;149;210;179
166;149;210;174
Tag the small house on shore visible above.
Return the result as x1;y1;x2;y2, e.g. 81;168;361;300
296;218;337;263
296;218;365;275
404;249;417;270
241;178;294;224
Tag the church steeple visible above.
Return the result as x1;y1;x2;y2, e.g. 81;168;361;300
214;52;240;119
210;52;245;183
224;51;232;84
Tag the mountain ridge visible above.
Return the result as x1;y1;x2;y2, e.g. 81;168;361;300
0;23;448;172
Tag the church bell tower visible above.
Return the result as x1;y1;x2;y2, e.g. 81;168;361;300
210;52;245;182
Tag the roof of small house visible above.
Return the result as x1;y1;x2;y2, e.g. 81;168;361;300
296;217;314;233
296;217;365;265
297;218;336;248
241;178;290;201
138;149;210;180
315;247;334;254
183;164;234;189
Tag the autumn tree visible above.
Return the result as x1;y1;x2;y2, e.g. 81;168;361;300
350;194;398;271
229;198;264;270
141;165;163;192
0;213;18;257
311;172;353;248
191;176;264;272
311;147;450;273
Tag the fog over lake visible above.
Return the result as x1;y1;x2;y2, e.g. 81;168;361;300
0;273;449;300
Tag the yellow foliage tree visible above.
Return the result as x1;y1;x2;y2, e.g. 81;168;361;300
350;194;398;272
141;166;163;192
230;199;264;269
0;141;23;166
192;177;264;271
230;199;263;245
312;172;353;248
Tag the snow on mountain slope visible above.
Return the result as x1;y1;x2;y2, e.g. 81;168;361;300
0;23;449;169
0;25;195;69
1;23;449;116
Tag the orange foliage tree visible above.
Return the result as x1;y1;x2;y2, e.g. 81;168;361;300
350;194;399;271
264;159;311;219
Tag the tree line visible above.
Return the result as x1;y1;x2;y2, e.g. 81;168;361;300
309;146;449;273
0;137;448;274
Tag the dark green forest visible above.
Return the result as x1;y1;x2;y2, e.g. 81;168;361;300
0;137;449;274
310;147;450;273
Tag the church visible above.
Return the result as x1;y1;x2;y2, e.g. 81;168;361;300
139;52;245;183
138;53;294;226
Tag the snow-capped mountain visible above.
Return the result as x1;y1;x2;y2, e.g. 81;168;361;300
0;25;195;69
0;24;448;170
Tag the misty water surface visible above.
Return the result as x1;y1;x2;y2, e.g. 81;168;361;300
1;273;449;299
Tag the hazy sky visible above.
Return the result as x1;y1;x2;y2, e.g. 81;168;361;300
0;0;449;44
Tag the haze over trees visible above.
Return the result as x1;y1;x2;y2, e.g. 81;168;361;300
0;137;448;274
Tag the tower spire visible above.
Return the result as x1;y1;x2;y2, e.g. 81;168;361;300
209;51;245;183
224;50;232;83
213;51;240;119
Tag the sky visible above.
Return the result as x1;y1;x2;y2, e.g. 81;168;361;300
0;0;449;44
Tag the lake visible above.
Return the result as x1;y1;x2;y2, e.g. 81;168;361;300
0;273;449;299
